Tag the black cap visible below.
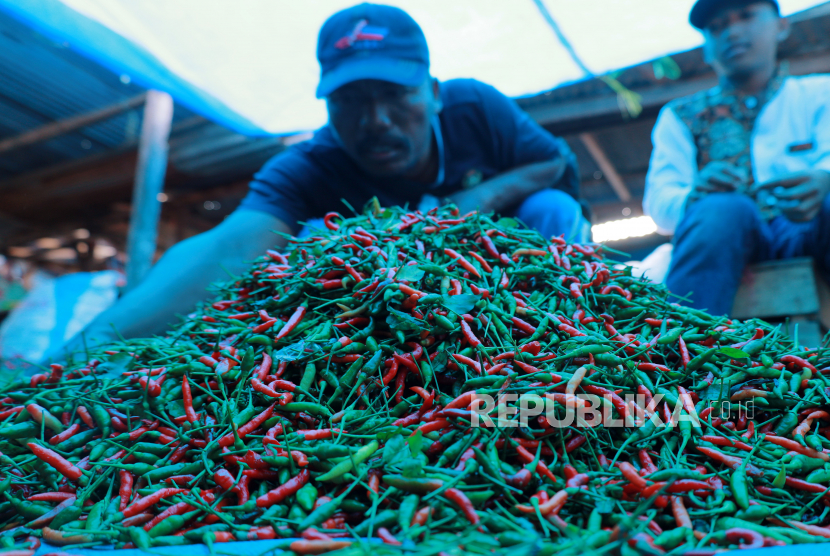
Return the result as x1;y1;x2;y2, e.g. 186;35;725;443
690;0;780;29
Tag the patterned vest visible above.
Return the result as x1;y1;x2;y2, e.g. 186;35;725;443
668;68;786;218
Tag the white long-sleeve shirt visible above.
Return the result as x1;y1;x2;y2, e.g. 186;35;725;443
644;74;830;235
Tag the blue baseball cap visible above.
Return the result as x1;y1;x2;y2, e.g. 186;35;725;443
690;0;779;29
316;3;430;98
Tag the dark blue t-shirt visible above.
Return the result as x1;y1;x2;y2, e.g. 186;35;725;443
239;79;580;231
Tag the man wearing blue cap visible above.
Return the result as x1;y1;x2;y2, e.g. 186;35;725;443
49;3;586;351
239;3;586;239
644;0;830;315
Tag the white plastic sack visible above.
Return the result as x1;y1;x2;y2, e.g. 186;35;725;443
626;243;673;284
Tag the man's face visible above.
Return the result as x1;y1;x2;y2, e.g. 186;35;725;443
326;78;439;179
703;2;784;79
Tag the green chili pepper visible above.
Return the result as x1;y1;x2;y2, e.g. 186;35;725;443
735;505;771;522
145;462;203;483
646;469;706;482
316;440;378;482
149;510;201;537
0;421;38;439
686;347;718;372
397;494;420;531
129;526;154;550
295;483;318;512
716;517;790;542
279;402;332;418
2;493;50;520
85;498;109;531
656;327;683;345
352;509;397;536
435;314;455;330
246;334;272;345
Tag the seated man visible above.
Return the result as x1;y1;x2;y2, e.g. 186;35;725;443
51;3;587;355
645;0;830;315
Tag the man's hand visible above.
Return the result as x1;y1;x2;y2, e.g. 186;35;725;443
446;187;493;215
752;169;830;222
688;161;749;204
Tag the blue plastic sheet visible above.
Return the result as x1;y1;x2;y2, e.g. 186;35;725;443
34;539;294;556
1;0;826;136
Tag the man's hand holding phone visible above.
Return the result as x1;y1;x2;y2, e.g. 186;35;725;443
752;169;830;222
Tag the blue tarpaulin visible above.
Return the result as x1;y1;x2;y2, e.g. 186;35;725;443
0;1;825;134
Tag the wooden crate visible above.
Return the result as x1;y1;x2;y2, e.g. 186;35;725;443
732;257;825;347
732;258;819;319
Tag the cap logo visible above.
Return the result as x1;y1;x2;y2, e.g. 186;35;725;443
334;19;387;50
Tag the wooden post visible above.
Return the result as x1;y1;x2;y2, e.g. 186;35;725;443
125;90;174;290
579;132;632;202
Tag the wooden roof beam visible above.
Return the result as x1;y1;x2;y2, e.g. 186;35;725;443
579;132;632;202
526;52;830;134
0;93;147;154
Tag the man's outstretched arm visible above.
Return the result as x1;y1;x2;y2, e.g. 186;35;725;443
46;209;292;360
446;158;569;215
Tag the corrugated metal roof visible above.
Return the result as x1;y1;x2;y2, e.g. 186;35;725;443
0;9;195;180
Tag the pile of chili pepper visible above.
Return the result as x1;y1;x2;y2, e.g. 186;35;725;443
3;202;830;556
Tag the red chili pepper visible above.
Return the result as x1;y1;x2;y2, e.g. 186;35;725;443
566;473;589;489
217;404;276;447
198;355;217;369
565;435;586;453
122;488;186;519
558;323;586;337
637;363;671;373
143;501;195;531
785;477;828;494
182;376;199;423
251;378;291;403
27;443;83;482
511;317;537;335
27;492;76;502
443;248;481;279
724;528;764;550
323;212;341;231
780;355;818;374
393;363;408;405
445;488;480;528
700;435;752;451
256;470;310;507
213;468;236;491
296;428;339;440
478;233;502;260
616;462;648;491
583;384;631;422
275;306;307;341
451;353;482;374
377;527;402;545
514;444;557;483
638;450;658;474
76;406;95;428
266;250;288;264
466;251;493;273
600;285;632;299
666;480;714;493
48;423;80;446
460;320;481;348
